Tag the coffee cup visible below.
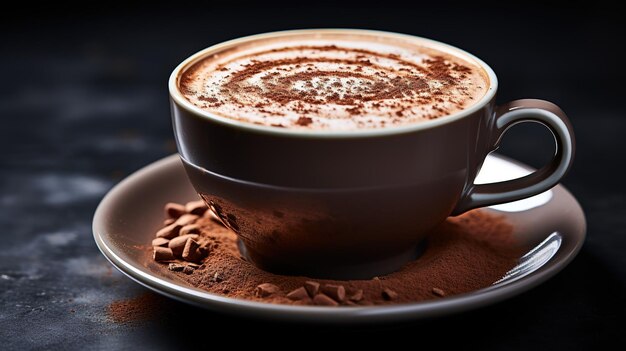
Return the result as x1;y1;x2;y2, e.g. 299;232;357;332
169;29;574;279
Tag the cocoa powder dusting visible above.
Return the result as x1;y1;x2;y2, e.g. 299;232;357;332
227;54;452;112
180;39;489;130
147;202;521;306
107;292;166;324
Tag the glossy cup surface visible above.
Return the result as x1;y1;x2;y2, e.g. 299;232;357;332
170;29;500;278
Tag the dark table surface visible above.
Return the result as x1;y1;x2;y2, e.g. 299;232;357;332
1;2;624;349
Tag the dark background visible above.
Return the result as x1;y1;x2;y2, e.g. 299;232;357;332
1;1;624;349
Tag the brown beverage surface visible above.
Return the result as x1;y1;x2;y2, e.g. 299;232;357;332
179;31;490;130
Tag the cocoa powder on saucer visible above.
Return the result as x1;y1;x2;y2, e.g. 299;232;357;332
147;201;521;306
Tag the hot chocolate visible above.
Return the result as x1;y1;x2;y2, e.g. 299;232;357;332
179;31;489;130
170;30;574;278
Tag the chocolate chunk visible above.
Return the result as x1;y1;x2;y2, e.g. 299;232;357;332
255;283;279;297
349;289;364;302
382;288;398;301
165;202;186;219
185;200;208;216
168;263;185;272
180;224;201;235
153;247;175;262
175;214;200;226
313;294;339;306
155;223;182;239
321;284;346;302
431;288;446;297
286;287;309;301
168;234;200;257
151;238;169;247
182;239;202;262
304;281;320;297
183;266;195;275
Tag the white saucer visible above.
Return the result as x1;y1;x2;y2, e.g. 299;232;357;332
93;154;585;323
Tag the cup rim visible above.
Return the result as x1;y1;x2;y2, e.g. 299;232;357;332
169;28;498;138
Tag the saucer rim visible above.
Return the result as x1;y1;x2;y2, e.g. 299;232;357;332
92;154;585;323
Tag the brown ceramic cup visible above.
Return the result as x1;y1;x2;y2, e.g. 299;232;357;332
169;29;574;279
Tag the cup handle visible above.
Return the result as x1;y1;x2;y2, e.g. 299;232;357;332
451;99;575;215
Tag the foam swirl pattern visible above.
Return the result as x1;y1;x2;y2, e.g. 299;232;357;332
180;36;488;130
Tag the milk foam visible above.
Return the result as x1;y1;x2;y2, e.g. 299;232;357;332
179;33;489;130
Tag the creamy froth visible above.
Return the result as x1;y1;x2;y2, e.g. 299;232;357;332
179;33;489;130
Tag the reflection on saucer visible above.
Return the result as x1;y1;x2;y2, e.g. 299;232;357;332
476;155;553;212
494;232;561;285
93;153;585;322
